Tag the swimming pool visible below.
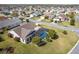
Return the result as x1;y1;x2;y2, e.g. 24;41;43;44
39;31;47;40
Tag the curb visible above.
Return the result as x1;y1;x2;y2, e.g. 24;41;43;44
68;33;79;54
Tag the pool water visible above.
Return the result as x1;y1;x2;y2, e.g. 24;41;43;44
39;31;47;40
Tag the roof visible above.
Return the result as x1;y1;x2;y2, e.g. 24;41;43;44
0;18;22;29
13;23;37;39
35;28;48;36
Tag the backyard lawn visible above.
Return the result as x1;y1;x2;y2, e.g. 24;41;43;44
0;26;78;54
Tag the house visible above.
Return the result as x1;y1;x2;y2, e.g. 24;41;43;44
8;23;48;44
30;11;42;18
58;14;69;21
1;9;11;15
0;17;22;29
9;23;38;44
43;10;55;19
53;18;60;23
40;16;45;20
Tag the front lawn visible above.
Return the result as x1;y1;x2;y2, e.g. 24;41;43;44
31;16;40;20
42;19;53;23
59;21;79;28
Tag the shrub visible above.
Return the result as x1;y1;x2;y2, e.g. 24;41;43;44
51;34;59;39
0;36;4;42
8;33;13;38
50;19;53;22
55;21;57;23
45;16;49;19
14;37;20;42
47;39;52;42
2;27;8;32
5;47;14;53
0;48;3;51
62;30;67;35
0;30;4;34
46;35;52;42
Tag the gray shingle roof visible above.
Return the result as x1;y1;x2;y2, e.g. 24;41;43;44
0;18;22;29
13;23;36;40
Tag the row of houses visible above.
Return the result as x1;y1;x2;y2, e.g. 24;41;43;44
0;17;22;30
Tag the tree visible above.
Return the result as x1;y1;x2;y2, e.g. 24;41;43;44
55;21;58;23
68;12;75;26
48;30;59;40
4;12;10;15
50;19;53;22
32;36;40;44
11;12;19;17
26;19;29;22
70;18;75;26
45;16;49;19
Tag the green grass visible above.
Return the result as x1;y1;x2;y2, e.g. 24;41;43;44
0;26;78;54
31;16;40;20
59;21;79;28
42;19;53;23
75;22;79;28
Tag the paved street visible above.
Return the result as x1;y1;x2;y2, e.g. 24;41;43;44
70;30;79;54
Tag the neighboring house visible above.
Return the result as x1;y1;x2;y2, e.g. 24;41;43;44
0;15;8;20
43;11;55;19
75;10;79;14
30;14;34;18
30;11;42;18
40;16;45;20
1;9;11;15
9;23;48;44
0;17;22;29
58;15;69;21
53;18;60;23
